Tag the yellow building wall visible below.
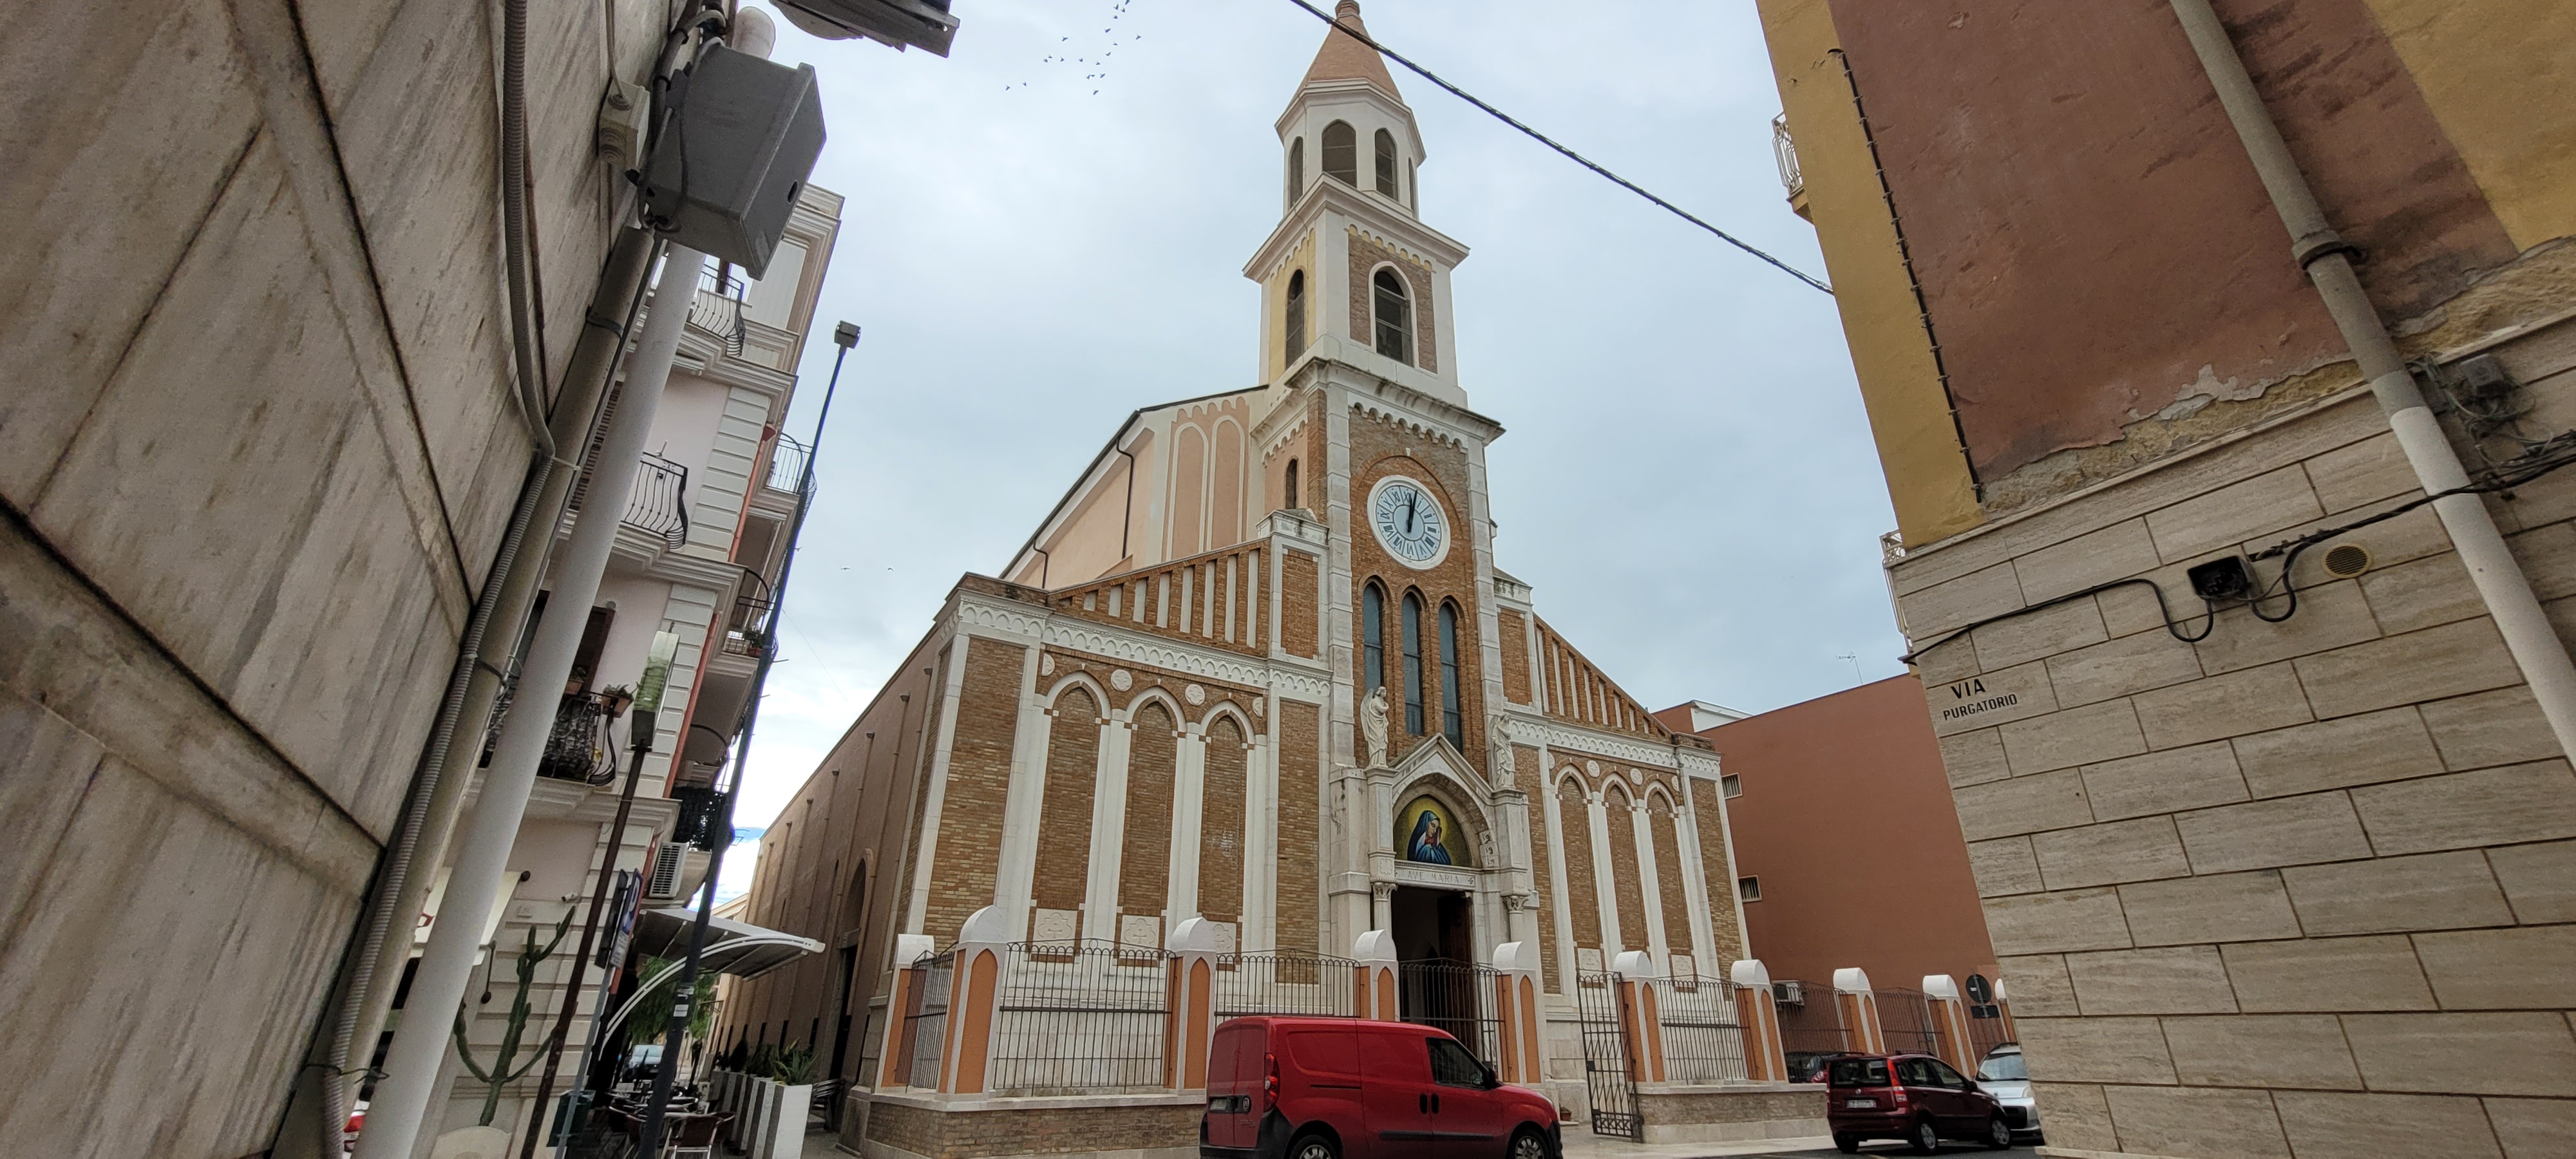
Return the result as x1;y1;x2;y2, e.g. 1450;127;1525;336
2363;0;2576;250
1756;0;1982;546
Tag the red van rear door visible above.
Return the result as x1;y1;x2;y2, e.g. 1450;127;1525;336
1357;1026;1438;1159
1207;1021;1265;1149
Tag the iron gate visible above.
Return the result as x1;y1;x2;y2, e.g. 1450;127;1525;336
1573;972;1639;1140
1396;959;1502;1064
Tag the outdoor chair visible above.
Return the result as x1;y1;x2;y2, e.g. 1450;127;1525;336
661;1111;730;1159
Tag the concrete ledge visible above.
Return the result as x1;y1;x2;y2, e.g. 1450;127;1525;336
1631;1083;1828;1144
850;1089;1202;1159
2036;1149;2191;1159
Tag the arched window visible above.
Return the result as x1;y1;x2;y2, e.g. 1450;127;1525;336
1361;582;1385;696
1372;269;1412;364
1321;120;1357;185
1284;270;1306;361
1374;129;1399;197
1284;458;1300;511
1408;159;1417;209
1287;137;1304;206
1401;590;1425;735
1438;601;1463;749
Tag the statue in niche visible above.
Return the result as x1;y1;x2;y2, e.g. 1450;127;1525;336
1361;686;1390;768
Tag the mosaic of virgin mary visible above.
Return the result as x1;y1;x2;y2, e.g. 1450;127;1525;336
1397;796;1470;866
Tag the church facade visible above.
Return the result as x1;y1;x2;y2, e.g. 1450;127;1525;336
712;2;1747;1123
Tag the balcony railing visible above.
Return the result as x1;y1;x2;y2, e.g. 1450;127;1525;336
539;692;620;785
1772;112;1803;202
688;261;748;357
622;452;691;549
721;596;772;657
765;431;811;495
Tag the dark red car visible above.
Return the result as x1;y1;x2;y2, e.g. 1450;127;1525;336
1200;1017;1558;1159
1826;1053;2014;1153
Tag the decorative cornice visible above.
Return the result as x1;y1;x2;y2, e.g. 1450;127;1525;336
1529;720;1678;769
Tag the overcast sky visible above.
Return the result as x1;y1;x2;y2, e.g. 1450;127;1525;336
723;0;1905;851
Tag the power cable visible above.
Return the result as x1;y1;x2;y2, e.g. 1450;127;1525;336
1277;0;1833;296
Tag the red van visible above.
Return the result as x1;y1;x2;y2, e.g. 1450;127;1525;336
1201;1017;1558;1159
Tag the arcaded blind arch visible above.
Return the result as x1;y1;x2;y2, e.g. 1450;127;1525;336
1284;270;1306;363
1373;128;1398;197
1321;120;1356;185
1372;269;1412;364
1361;582;1386;696
1557;778;1602;952
1120;701;1180;920
1171;424;1207;557
1400;590;1425;735
1287;137;1303;207
1603;782;1649;950
1437;601;1462;750
1647;793;1694;959
1198;715;1249;923
1212;420;1245;548
1033;685;1101;912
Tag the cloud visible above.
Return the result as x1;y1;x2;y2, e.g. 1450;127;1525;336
732;0;1902;827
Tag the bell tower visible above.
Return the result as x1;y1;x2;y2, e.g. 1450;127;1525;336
1246;1;1470;409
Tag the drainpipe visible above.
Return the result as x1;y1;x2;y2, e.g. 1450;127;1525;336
353;240;711;1159
2166;0;2576;760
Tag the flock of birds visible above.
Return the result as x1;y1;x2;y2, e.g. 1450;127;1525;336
1008;0;1143;96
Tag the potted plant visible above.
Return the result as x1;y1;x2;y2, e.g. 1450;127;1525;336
764;1044;817;1159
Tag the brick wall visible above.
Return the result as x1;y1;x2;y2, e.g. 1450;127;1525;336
1604;785;1651;948
1498;608;1531;705
1690;785;1744;968
1650;797;1695;958
1282;549;1320;659
862;1098;1200;1159
1345;230;1439;373
927;636;1025;943
1198;715;1249;923
1277;701;1323;955
1348;409;1484;768
1032;684;1099;914
1120;701;1178;917
1895;375;2576;1156
1555;778;1603;953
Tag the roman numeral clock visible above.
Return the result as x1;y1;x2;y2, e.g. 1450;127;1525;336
1369;475;1449;569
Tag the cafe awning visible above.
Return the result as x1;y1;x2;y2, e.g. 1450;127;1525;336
629;907;823;979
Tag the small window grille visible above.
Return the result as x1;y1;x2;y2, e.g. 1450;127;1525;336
1374;129;1398;197
1372;269;1411;364
1738;876;1761;902
1721;774;1742;798
1288;137;1305;205
1284;270;1306;361
1321;121;1357;185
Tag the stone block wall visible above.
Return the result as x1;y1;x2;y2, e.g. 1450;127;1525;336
1895;317;2576;1156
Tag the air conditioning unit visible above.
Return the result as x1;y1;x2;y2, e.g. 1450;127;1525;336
773;0;958;55
1772;980;1806;1006
643;842;712;903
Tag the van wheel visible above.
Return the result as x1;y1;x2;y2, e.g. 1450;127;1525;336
1508;1129;1548;1159
1290;1133;1338;1159
1909;1118;1942;1153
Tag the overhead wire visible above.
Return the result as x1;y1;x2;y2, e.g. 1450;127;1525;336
1275;0;1834;296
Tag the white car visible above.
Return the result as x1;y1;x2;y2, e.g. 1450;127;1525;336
1976;1044;2042;1142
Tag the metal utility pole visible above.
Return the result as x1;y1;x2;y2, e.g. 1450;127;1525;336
637;321;860;1156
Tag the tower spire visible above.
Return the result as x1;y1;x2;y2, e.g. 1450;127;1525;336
1300;1;1403;103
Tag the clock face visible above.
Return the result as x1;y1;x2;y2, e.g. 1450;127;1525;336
1369;476;1449;569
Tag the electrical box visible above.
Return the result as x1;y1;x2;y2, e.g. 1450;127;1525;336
638;44;826;280
774;0;959;56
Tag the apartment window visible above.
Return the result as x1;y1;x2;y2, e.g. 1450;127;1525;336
1437;601;1463;749
1284;270;1306;361
1321;120;1357;185
1721;774;1742;798
1372;269;1412;363
1374;128;1399;197
1738;876;1761;902
1401;590;1425;735
1362;582;1386;695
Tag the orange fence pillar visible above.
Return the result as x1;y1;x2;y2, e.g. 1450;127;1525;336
1165;916;1227;1091
1490;941;1543;1086
1354;930;1399;1021
1730;959;1788;1083
1611;950;1666;1084
875;934;936;1088
1831;968;1886;1055
1921;975;1975;1072
942;908;1013;1095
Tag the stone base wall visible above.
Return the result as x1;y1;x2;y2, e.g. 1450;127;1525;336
1632;1084;1828;1144
851;1092;1202;1159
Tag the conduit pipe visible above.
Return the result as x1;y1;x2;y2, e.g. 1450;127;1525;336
352;241;710;1159
2166;0;2576;760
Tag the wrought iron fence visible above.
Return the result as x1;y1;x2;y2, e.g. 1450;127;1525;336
1773;979;1846;1079
721;596;772;658
1877;986;1940;1057
690;261;747;356
1641;975;1747;1084
989;941;1170;1095
1214;952;1358;1019
900;952;954;1089
1573;971;1639;1140
1396;959;1500;1065
766;431;811;495
852;995;888;1089
1965;1001;2014;1062
538;692;618;784
622;452;691;548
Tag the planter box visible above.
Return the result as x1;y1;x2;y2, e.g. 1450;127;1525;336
746;1079;775;1155
766;1083;814;1159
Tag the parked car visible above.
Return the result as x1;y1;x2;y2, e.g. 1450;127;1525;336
1200;1016;1558;1159
1975;1043;2041;1143
1826;1053;2013;1154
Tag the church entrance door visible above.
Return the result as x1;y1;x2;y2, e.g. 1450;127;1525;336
1389;886;1499;1062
